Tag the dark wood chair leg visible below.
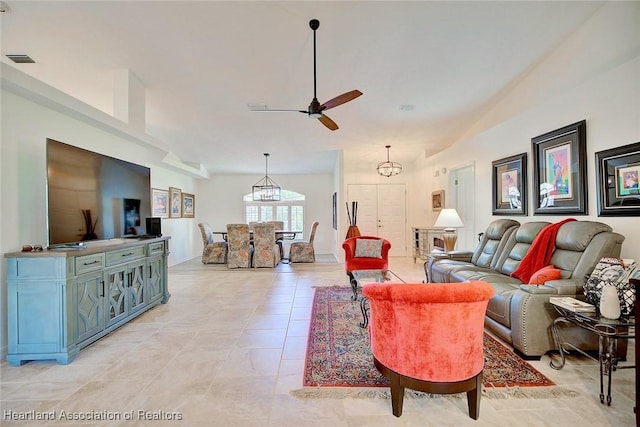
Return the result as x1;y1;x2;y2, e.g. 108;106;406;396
466;373;482;420
389;372;405;417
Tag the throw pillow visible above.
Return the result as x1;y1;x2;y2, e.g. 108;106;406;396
354;239;383;258
527;265;561;285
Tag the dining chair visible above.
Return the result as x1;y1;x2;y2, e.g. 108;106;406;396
197;222;228;264
252;222;281;268
363;281;495;419
289;221;319;263
268;220;285;259
226;223;252;268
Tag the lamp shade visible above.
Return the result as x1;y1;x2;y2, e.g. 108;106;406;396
434;208;464;230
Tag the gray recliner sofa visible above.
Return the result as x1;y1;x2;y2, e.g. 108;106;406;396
427;219;625;358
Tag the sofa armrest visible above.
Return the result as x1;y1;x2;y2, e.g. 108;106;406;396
544;279;580;295
518;279;579;295
447;250;474;262
518;284;557;294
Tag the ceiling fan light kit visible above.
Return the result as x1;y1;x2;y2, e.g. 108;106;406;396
252;18;362;131
252;153;281;202
377;145;403;177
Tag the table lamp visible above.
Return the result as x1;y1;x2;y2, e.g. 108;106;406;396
434;208;464;252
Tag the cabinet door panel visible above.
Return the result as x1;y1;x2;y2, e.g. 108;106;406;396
105;266;128;326
75;272;104;342
147;255;164;303
129;260;147;314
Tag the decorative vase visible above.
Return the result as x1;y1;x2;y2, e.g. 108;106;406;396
599;284;621;319
346;225;361;239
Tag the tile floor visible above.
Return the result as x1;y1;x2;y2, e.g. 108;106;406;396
0;255;636;426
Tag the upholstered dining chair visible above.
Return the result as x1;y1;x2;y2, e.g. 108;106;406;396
226;223;252;268
197;222;228;264
268;220;285;259
252;222;281;268
289;221;319;263
363;281;495;420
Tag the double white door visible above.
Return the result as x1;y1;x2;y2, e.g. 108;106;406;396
347;184;407;257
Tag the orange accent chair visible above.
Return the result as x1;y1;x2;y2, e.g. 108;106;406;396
343;236;391;273
362;281;495;419
343;236;391;299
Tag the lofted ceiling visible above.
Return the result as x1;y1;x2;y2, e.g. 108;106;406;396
0;1;604;175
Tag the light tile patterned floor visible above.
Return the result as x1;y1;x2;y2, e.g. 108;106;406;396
0;255;635;426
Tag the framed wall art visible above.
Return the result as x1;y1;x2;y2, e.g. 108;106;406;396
492;153;527;216
182;193;195;218
432;190;444;211
532;120;587;215
151;188;169;218
332;192;337;230
169;187;182;218
595;141;640;216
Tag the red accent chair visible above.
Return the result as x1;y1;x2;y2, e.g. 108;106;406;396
343;236;391;273
363;281;495;419
343;236;391;298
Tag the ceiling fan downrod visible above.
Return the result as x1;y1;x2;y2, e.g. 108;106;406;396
308;19;321;118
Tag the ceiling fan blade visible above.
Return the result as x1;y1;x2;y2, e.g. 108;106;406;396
320;90;363;111
250;107;307;113
318;114;339;131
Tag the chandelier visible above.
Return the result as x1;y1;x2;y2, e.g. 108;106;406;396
252;153;281;201
377;145;402;177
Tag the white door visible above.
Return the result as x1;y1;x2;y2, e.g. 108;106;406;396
347;184;378;236
347;184;407;257
449;164;476;251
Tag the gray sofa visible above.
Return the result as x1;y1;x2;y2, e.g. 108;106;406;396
427;219;625;358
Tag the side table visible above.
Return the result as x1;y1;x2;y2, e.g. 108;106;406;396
550;304;635;406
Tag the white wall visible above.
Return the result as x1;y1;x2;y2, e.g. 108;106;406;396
195;173;335;255
0;85;200;358
408;2;640;260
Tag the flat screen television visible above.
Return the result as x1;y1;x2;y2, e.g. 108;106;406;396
46;138;151;245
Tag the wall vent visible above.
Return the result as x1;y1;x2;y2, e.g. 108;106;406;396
6;54;35;64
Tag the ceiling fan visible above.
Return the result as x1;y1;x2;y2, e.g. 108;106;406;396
253;19;362;131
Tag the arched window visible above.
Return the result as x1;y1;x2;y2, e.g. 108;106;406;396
243;190;305;234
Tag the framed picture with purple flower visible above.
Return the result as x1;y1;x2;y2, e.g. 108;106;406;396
595;141;640;216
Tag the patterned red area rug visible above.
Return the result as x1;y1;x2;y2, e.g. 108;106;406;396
296;286;577;399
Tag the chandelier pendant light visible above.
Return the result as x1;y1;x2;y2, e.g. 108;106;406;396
377;145;402;177
252;153;282;201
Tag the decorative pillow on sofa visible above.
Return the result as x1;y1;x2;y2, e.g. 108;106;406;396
355;239;383;258
527;265;561;285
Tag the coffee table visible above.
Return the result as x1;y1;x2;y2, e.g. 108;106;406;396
549;304;635;405
350;269;405;328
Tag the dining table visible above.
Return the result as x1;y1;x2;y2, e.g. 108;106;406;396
212;230;300;241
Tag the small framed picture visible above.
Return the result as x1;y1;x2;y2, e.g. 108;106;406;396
182;193;195;218
532;120;587;215
432;190;444;211
595;141;640;216
169;187;182;218
492;153;527;216
151;188;169;218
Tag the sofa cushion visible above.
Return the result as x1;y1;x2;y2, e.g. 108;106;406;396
527;265;562;285
485;282;520;329
494;221;550;276
472;219;520;267
355;238;383;258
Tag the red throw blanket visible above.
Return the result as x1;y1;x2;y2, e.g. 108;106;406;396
510;218;576;283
